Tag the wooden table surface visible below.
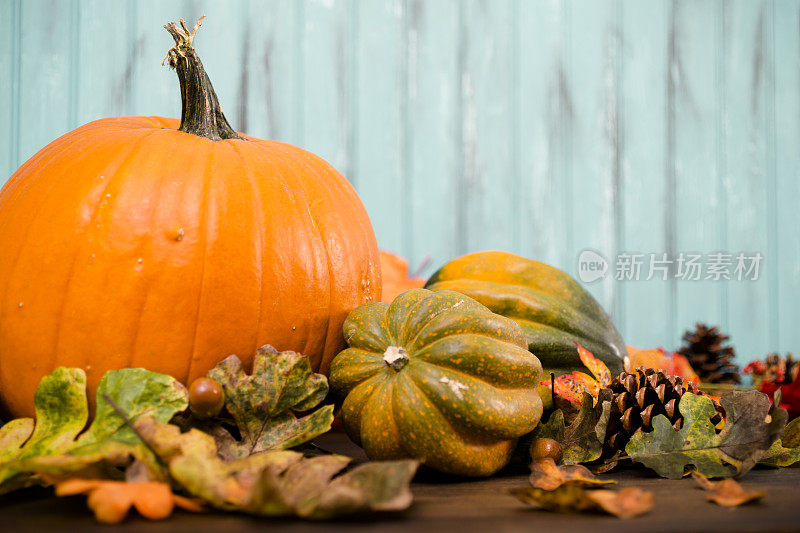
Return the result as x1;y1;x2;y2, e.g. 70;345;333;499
2;432;800;533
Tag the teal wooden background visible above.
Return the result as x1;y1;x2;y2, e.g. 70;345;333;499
1;0;798;365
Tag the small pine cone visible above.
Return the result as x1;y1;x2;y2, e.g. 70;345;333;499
603;367;725;456
678;323;741;384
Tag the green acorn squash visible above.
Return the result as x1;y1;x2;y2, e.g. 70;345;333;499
425;251;626;375
329;288;543;477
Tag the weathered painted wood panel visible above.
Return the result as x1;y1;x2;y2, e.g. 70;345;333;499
1;0;798;363
618;0;670;348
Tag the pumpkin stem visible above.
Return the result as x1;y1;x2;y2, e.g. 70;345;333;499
383;346;409;371
163;17;245;141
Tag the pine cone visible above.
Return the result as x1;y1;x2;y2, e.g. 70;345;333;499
678;323;740;384
603;367;725;456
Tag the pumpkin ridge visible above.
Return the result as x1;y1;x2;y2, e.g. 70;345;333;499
277;142;376;371
430;279;606;339
396;290;438;346
49;129;165;373
402;292;476;350
410;350;516;390
227;143;266;357
0;130;131;405
394;370;503;455
0;124;118;205
127;134;188;371
262;141;335;365
184;141;215;383
413;334;540;387
407;362;537;439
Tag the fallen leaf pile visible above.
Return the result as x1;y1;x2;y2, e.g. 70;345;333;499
0;345;418;523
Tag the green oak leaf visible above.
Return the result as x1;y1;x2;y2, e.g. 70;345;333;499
0;367;188;493
533;390;612;465
759;417;800;467
204;345;334;459
626;391;784;479
137;417;418;519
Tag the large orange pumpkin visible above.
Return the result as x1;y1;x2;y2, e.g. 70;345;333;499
0;19;381;418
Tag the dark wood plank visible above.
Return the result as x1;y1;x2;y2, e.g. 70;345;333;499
2;431;799;532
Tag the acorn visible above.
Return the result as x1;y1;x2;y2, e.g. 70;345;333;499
530;437;563;463
188;377;225;418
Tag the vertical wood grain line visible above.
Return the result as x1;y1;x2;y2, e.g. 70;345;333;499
717;0;729;330
455;2;466;254
9;0;22;175
347;0;358;185
402;0;413;257
68;0;80;129
665;1;677;340
563;0;573;269
294;0;305;146
510;0;521;251
612;0;625;323
766;0;779;347
125;0;138;116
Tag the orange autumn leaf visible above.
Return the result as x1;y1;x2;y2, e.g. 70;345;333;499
626;346;699;382
691;472;765;507
529;458;617;491
379;250;426;303
543;344;612;403
576;343;611;388
55;479;204;524
588;487;655;519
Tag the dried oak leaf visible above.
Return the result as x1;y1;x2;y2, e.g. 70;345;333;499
55;478;203;524
529;458;616;491
136;417;418;519
626;391;785;479
691;472;765;507
0;367;188;493
759;416;800;467
533;389;612;465
716;390;787;473
511;485;653;519
201;345;334;460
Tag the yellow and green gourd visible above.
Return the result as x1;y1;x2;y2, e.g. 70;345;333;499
425;251;626;375
329;288;543;477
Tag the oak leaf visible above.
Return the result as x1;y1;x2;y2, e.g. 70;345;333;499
533;389;612;464
0;367;188;492
201;345;334;460
136;417;418;519
511;485;653;519
691;472;765;507
529;458;616;491
55;478;203;524
759;417;800;467
626;391;786;479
